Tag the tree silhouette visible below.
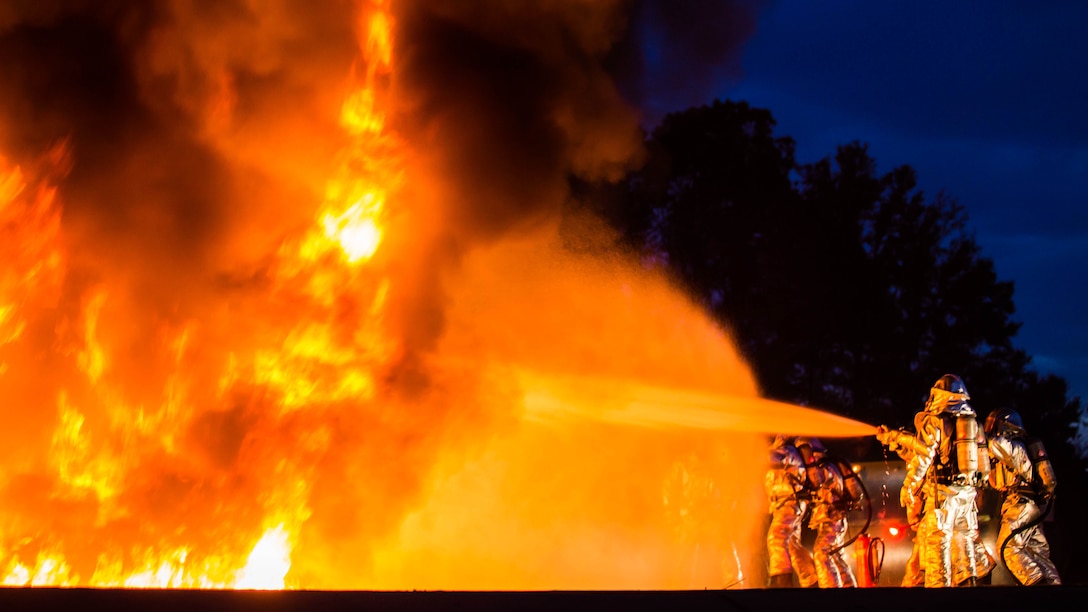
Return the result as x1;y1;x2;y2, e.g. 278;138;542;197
598;98;1083;450
596;97;1088;582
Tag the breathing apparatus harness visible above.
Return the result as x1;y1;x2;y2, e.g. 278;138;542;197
769;436;813;507
819;454;873;555
814;453;882;584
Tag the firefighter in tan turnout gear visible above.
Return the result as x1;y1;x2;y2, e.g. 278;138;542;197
797;437;858;588
984;407;1062;585
765;435;817;588
876;374;994;587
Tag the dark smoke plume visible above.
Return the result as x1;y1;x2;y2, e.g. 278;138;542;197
0;0;769;588
384;0;765;356
0;1;357;301
1;0;765;360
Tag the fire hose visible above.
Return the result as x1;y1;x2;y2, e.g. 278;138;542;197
998;493;1054;586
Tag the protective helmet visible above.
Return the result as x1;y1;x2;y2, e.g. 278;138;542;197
984;407;1024;438
925;374;970;414
794;437;825;464
770;434;791;449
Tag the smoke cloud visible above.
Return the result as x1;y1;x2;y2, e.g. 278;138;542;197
0;0;785;589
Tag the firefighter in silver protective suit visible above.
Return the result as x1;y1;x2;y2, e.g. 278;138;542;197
881;432;926;586
984;407;1061;585
876;374;995;587
765;435;817;588
882;414;993;586
797;437;857;588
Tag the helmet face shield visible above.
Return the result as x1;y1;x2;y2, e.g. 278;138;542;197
984;408;1024;437
926;374;970;413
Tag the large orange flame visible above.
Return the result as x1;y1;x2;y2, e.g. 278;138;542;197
0;1;872;590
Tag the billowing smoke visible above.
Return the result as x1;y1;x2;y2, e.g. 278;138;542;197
0;0;820;590
379;0;768;360
378;0;643;364
0;0;766;371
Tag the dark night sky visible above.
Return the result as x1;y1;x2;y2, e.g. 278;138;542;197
645;0;1088;412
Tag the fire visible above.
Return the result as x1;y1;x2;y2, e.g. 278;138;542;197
0;149;66;349
0;1;873;591
76;290;109;383
0;1;403;589
297;5;397;269
1;554;73;587
320;195;383;263
235;526;293;590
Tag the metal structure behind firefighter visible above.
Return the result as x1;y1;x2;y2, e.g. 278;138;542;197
797;437;858;588
765;435;817;588
876;374;995;587
984;407;1062;586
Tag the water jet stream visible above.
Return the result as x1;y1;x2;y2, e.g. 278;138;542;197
517;369;876;437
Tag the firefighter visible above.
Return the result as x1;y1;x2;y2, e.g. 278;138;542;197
984;408;1061;585
876;374;994;587
879;428;927;586
662;448;746;588
797;437;857;588
765;435;817;588
883;427;993;587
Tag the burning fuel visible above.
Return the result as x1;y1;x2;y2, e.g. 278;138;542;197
0;1;869;590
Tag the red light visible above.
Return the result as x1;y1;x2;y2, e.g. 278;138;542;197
888;526;900;537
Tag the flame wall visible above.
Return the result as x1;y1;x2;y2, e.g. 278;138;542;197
0;0;840;590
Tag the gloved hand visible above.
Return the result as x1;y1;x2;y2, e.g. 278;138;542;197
875;425;899;450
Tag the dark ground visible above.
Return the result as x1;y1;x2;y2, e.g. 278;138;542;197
0;587;1084;612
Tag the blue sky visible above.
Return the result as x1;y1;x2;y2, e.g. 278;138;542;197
654;0;1088;406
